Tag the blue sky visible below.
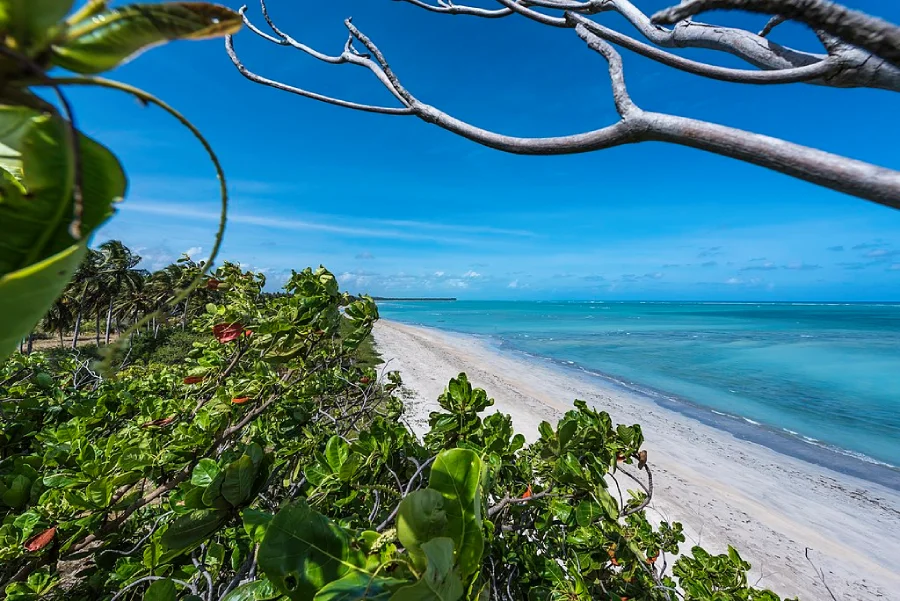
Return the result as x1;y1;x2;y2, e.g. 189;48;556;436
70;0;900;300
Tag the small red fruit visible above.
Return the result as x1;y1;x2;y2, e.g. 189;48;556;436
24;527;56;552
213;323;244;343
244;329;253;338
207;278;220;290
232;397;251;405
359;376;371;384
521;485;533;499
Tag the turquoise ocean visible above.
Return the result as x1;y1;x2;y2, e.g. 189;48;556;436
377;301;900;490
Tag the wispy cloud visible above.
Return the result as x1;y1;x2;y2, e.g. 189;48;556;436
851;241;889;250
701;261;718;267
697;246;723;258
784;262;821;271
827;245;844;252
741;261;778;271
123;203;505;245
377;219;536;237
355;252;375;260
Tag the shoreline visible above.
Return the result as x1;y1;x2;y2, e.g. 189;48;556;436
374;319;900;601
489;336;900;491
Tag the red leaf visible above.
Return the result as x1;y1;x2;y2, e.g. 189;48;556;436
183;376;204;385
521;484;532;499
142;416;176;428
207;278;220;290
24;527;56;552
244;329;253;338
213;323;244;343
231;397;251;405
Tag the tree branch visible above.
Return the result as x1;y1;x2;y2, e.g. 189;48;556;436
652;0;900;69
226;4;900;208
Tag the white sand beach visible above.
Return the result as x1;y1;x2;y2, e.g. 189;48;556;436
374;319;900;601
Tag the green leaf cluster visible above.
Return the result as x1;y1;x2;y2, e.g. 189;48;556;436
0;0;241;359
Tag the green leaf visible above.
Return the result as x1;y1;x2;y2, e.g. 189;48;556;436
222;579;279;601
258;500;366;601
396;489;448;571
51;2;242;74
390;538;462;601
427;449;483;579
161;509;228;551
325;435;349;473
0;0;74;50
86;478;113;508
191;458;220;487
1;474;31;508
242;508;273;543
144;578;177;601
0;107;124;360
314;572;405;601
574;500;601;527
222;455;256;507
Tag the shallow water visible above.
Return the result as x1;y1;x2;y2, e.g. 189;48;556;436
378;301;900;483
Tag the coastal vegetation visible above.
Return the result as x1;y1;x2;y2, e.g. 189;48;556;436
1;1;897;600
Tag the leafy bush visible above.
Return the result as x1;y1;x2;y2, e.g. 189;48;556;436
0;263;795;601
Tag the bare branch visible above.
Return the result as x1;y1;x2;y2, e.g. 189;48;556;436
652;0;900;69
394;0;514;18
227;4;900;209
571;14;836;85
758;14;787;37
224;35;414;115
596;0;900;92
393;0;900;91
488;489;556;518
572;24;637;116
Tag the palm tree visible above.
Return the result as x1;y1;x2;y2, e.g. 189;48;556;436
97;241;145;345
67;248;103;349
43;292;75;347
114;278;155;340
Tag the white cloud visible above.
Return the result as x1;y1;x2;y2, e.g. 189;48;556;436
889;264;900;271
508;280;519;288
184;246;203;259
463;270;482;278
434;271;445;277
726;277;743;285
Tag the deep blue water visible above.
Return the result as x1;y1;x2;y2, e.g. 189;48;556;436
378;301;900;488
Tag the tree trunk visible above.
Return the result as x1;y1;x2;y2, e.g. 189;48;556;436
58;328;64;347
181;292;192;330
19;338;24;354
26;333;33;354
71;312;82;350
105;297;114;345
95;310;101;345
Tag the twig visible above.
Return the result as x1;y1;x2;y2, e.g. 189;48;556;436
111;576;196;601
804;547;839;601
488;490;556;518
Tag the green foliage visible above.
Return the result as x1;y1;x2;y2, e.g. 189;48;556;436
0;1;241;360
0;260;797;600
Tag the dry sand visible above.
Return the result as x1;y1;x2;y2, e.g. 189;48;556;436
374;319;900;601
